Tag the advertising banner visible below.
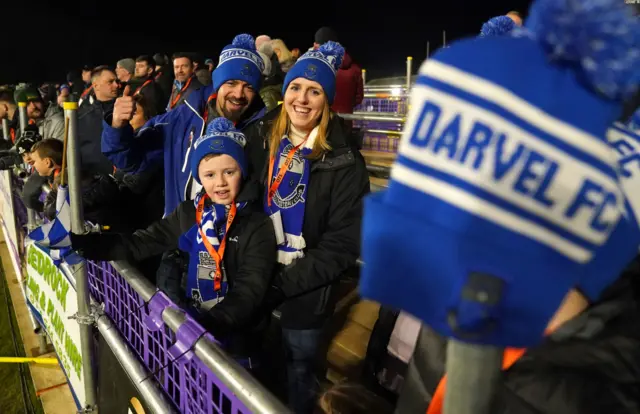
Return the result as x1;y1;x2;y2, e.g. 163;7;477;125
25;243;84;407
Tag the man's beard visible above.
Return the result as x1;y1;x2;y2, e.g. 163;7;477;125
219;97;248;122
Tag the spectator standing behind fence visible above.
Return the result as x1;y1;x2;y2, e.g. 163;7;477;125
131;54;165;117
0;91;18;142
71;118;277;359
77;66;119;175
244;41;370;414
167;52;205;111
116;58;135;88
14;87;65;141
257;45;283;112
193;53;212;87
271;39;297;73
153;53;173;104
313;27;363;115
30;138;128;230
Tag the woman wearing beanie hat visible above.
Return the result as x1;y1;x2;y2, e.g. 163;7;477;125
71;117;277;357
244;41;370;413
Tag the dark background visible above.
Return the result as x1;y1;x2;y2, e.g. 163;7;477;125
4;0;532;84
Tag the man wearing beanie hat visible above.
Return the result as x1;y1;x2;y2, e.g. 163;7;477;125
15;86;64;141
360;0;640;352
72;117;277;355
116;58;135;85
104;33;266;218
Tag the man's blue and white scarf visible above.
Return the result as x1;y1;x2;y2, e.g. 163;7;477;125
265;128;317;265
179;192;247;311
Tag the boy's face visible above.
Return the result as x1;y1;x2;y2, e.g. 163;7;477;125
31;151;55;177
198;154;242;205
21;152;34;166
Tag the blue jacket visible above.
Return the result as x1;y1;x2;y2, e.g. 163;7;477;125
102;84;266;216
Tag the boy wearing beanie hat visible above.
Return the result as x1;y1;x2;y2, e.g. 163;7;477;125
104;33;267;217
360;0;640;350
72;117;277;351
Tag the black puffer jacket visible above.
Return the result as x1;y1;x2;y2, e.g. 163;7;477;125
243;107;371;329
70;181;277;338
411;258;640;414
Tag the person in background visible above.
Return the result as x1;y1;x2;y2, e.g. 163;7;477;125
205;58;215;73
313;27;364;115
77;65;119;175
194;54;212;87
132;54;165;117
168;52;204;110
32;138;127;231
271;39;297;73
15;87;65;141
0;91;18;142
71;118;277;359
256;34;272;51
244;41;370;413
153;53;173;103
116;58;135;86
257;47;283;112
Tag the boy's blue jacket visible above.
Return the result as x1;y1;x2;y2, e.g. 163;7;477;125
101;84;266;216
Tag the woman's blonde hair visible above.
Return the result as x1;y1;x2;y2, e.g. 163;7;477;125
268;95;332;160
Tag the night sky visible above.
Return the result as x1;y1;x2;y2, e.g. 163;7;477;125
5;0;531;85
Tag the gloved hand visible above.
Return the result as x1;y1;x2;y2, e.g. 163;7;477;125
69;232;129;261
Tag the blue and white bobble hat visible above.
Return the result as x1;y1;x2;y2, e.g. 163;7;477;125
283;41;345;104
479;15;516;37
212;34;265;93
191;118;248;184
359;0;640;348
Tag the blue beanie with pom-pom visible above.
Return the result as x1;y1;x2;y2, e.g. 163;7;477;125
480;15;516;36
282;41;345;104
191;117;248;184
359;0;640;348
212;34;264;93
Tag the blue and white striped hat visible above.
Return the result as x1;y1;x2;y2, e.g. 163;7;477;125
359;0;640;347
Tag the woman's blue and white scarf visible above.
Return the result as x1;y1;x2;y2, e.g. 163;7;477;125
179;192;246;311
265;127;317;265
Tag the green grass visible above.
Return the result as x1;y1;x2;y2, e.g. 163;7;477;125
0;258;45;414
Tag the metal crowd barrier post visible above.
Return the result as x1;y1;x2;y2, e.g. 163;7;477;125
17;101;27;135
406;56;413;92
110;261;292;414
2;118;9;141
95;317;178;413
63;101;98;412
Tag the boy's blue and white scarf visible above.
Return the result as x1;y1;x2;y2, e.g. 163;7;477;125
179;192;247;311
265;128;317;265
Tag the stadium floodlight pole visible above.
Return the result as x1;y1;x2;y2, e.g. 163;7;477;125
64;101;98;412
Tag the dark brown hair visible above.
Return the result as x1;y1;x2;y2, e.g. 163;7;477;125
32;138;63;166
316;383;394;414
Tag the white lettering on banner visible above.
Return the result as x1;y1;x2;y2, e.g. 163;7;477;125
394;85;623;262
25;244;85;406
608;124;640;222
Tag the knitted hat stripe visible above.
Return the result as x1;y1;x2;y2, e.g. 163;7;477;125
392;155;596;261
420;60;613;162
413;75;618;179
